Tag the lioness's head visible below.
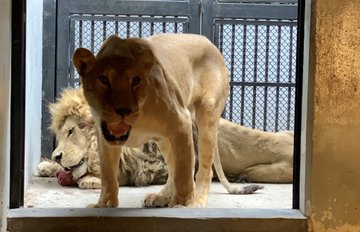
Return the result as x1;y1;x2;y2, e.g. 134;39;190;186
49;88;99;180
72;35;155;146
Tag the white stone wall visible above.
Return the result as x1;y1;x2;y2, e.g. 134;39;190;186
25;0;43;189
0;1;11;231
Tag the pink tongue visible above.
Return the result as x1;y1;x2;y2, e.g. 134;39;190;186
107;122;130;136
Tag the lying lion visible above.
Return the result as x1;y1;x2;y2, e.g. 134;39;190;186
37;87;168;188
216;120;293;183
37;86;293;189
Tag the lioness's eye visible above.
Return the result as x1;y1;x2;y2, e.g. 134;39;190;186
98;75;110;87
132;76;141;87
67;127;74;137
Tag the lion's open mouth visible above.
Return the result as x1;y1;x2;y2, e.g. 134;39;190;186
64;158;85;172
101;121;131;142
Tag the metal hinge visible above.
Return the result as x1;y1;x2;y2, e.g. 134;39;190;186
199;0;205;16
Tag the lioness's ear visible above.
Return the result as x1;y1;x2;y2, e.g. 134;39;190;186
98;35;135;59
72;48;96;76
127;39;155;71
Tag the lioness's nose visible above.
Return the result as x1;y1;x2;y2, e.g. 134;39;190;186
115;107;132;116
53;152;63;163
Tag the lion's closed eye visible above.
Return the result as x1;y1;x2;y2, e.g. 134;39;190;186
67;127;75;138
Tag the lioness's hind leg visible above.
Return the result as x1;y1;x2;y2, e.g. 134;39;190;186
193;104;221;207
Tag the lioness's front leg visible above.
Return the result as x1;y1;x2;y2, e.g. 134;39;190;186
144;119;195;208
89;139;121;208
193;119;218;207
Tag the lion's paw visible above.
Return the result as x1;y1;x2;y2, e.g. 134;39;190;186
35;160;62;177
78;176;101;189
143;193;171;208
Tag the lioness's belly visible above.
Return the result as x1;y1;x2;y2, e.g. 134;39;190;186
124;127;159;148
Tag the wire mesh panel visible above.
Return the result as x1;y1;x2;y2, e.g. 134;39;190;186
68;15;296;132
69;15;189;87
216;19;297;132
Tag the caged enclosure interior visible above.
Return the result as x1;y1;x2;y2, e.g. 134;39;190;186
24;0;300;209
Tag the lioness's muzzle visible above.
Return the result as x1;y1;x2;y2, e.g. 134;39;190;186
101;121;131;141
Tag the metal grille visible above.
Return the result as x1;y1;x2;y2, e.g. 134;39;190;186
69;15;189;87
68;15;297;132
217;19;297;131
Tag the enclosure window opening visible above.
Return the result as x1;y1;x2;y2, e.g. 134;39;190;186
11;0;304;211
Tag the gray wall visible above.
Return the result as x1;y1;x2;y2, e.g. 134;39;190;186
308;0;360;230
0;1;11;231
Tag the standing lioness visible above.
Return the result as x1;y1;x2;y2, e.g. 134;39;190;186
73;34;259;208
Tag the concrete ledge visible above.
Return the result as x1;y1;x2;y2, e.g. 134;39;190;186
8;208;307;232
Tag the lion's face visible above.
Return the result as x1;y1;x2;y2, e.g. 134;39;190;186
72;35;155;146
51;115;91;179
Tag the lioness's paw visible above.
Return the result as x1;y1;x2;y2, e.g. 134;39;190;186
189;198;207;208
87;198;119;208
143;193;171;208
168;195;194;208
78;176;101;189
35;161;62;177
86;203;117;208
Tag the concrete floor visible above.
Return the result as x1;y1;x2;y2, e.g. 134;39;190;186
24;177;292;209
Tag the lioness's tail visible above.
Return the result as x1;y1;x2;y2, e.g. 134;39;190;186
213;144;263;194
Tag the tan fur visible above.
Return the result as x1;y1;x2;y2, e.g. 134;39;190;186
40;87;168;189
73;33;260;208
215;118;293;183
